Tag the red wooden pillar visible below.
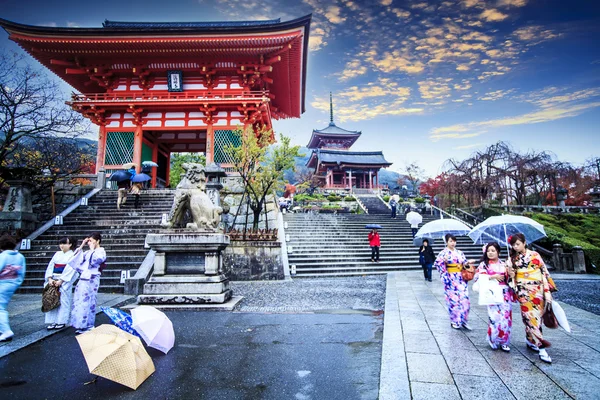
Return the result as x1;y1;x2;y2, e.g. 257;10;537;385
133;125;143;172
95;125;107;173
206;124;214;163
166;151;171;187
151;141;158;188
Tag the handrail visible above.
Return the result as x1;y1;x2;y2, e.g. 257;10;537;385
353;195;369;214
430;205;474;228
454;208;483;223
377;194;391;210
18;188;102;249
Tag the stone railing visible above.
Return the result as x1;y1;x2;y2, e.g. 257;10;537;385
488;204;599;215
553;244;586;273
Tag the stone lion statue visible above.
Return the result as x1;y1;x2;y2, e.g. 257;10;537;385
161;163;223;231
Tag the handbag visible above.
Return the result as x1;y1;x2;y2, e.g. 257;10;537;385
461;264;475;282
42;284;61;312
542;302;559;329
478;277;505;305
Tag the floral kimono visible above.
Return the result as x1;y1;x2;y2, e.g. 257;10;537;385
476;260;515;348
434;247;470;326
44;250;77;325
68;248;106;330
508;249;556;349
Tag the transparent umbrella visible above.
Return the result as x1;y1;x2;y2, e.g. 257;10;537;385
405;211;423;226
415;218;471;241
468;215;546;252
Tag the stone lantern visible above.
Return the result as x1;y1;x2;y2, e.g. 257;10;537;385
204;162;227;207
555;186;568;207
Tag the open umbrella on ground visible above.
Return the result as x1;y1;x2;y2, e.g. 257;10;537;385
406;211;423;226
468;214;546;253
131;306;175;354
131;173;151;183
76;324;155;390
101;307;141;338
365;224;383;229
122;162;137;170
108;170;132;182
415;218;471;242
141;161;159;167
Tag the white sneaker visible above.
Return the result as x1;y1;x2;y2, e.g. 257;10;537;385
0;330;14;342
539;349;552;363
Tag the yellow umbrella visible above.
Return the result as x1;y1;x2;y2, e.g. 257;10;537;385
122;162;137;170
76;324;155;390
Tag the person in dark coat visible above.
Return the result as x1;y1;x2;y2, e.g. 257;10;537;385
419;238;436;282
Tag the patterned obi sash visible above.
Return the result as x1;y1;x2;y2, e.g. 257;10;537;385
446;263;462;273
53;263;66;274
516;266;543;282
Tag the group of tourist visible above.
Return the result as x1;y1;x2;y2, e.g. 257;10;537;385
429;232;556;363
0;232;106;342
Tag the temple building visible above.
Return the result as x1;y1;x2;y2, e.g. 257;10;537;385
306;94;392;192
0;16;311;187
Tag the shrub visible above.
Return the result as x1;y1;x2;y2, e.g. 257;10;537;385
344;197;356;202
414;197;425;203
382;195;390;202
322;204;342;210
327;194;342;202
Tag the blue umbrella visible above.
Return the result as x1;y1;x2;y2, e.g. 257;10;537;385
101;307;141;337
109;170;132;182
131;173;151;182
365;224;383;229
142;161;159;167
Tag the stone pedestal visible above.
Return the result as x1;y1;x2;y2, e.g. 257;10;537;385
0;180;37;233
138;231;234;305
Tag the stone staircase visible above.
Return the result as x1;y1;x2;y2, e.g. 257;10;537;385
19;189;174;293
285;212;487;277
355;195;390;215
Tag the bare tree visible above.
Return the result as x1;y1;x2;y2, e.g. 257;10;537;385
403;162;425;194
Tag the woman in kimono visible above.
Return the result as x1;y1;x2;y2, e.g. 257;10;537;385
507;233;556;363
434;234;473;330
68;232;106;334
0;234;26;342
44;237;78;330
475;242;514;352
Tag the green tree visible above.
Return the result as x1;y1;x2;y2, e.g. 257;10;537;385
169;153;206;187
225;126;301;230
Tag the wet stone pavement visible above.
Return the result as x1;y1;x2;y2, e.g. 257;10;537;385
380;271;600;400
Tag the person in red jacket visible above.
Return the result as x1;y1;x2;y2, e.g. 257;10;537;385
368;229;381;263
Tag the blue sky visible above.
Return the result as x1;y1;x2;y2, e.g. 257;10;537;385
1;0;599;177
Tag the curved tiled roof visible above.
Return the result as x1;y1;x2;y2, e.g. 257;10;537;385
103;19;282;29
306;149;392;168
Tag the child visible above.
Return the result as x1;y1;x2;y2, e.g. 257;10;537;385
368;229;381;263
44;237;78;330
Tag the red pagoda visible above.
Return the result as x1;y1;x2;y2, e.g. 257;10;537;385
306;94;392;192
0;16;311;187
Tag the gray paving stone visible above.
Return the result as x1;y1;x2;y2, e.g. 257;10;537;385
410;382;461;400
453;374;516;400
441;349;497;377
406;352;454;384
403;331;441;355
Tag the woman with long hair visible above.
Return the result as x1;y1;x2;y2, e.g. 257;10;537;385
476;242;514;352
434;234;472;330
507;233;556;363
44;237;78;330
67;232;106;334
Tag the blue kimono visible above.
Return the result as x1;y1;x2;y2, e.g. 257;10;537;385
68;248;106;330
0;250;26;334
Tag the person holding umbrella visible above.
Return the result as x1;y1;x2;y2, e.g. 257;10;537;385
0;234;26;342
368;227;381;263
418;238;435;282
433;234;473;330
507;233;557;363
406;210;423;238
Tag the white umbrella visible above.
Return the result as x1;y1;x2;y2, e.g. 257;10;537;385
131;306;175;354
406;211;423;226
415;218;471;241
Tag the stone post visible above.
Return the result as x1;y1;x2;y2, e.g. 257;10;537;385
552;244;564;272
96;167;106;189
0;180;37;233
572;246;586;274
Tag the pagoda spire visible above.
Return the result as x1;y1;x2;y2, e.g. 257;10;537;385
329;92;334;125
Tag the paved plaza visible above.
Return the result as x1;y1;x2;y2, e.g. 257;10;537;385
380;271;600;400
1;273;600;399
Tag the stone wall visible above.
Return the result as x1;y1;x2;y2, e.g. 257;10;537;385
220;175;279;230
223;241;284;280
